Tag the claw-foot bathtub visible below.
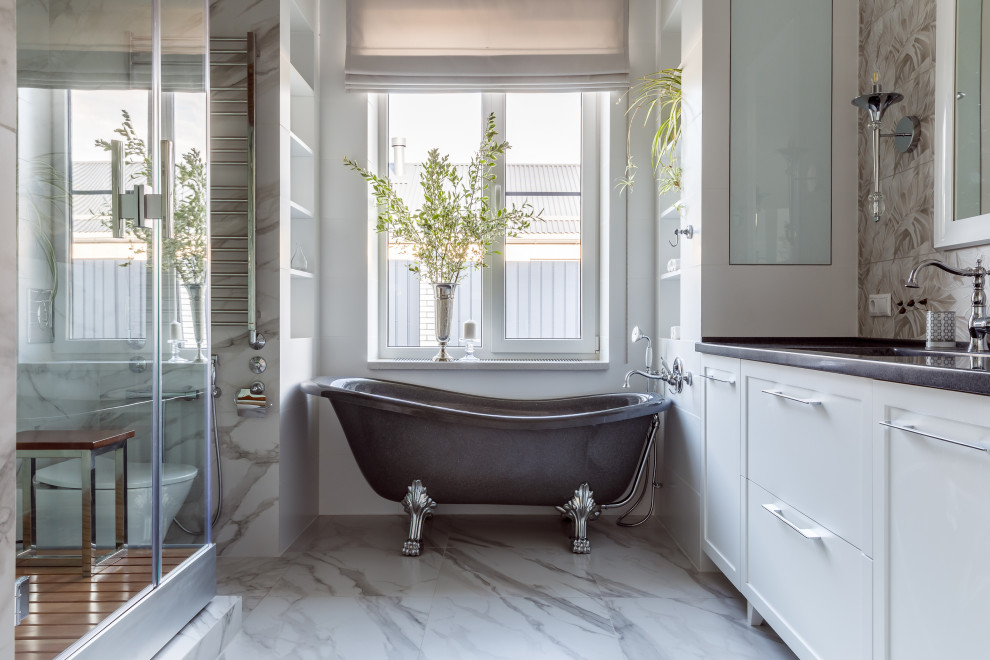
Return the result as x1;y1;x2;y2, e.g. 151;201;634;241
302;377;669;555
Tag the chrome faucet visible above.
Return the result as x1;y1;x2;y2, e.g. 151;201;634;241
905;258;988;352
623;326;692;393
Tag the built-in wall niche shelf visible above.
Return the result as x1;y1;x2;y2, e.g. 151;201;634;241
289;0;314;33
661;201;683;220
660;270;681;281
290;65;314;98
290;131;313;157
289;268;314;279
290;201;313;220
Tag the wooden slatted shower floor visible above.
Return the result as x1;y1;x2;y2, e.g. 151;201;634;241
15;548;196;660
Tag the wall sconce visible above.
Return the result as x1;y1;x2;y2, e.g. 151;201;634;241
852;73;920;222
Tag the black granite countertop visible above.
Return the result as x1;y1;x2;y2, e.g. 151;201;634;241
696;338;990;396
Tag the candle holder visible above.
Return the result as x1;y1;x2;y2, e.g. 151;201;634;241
167;339;189;363
460;319;480;362
460;338;480;362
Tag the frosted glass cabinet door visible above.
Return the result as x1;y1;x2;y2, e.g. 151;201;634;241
729;0;832;264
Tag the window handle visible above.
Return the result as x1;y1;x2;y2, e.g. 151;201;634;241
494;184;503;209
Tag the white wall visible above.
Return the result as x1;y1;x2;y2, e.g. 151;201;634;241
317;0;662;514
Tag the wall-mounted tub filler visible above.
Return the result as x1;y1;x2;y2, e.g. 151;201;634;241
852;72;921;222
623;326;693;394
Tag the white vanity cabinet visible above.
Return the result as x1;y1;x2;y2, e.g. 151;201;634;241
701;355;743;589
873;382;990;660
700;352;990;660
740;361;873;660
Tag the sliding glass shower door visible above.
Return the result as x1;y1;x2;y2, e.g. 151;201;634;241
15;0;210;654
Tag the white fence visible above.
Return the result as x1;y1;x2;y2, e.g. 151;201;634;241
387;259;580;346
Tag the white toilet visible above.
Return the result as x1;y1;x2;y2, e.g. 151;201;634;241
29;456;199;547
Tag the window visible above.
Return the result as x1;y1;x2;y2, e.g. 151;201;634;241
377;92;601;359
68;89;150;341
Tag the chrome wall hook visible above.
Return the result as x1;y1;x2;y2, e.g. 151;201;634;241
669;225;694;247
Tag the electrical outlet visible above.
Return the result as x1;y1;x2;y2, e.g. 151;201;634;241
869;293;893;317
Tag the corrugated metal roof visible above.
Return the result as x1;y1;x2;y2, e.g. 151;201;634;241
70;162;148;236
68;162;581;238
72;161;147;191
389;163;580;236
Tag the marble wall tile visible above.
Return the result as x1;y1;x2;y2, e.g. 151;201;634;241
0;6;15;649
207;0;291;557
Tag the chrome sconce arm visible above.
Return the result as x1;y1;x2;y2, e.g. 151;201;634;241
852;73;920;222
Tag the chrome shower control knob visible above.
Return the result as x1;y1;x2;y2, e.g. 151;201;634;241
249;356;267;374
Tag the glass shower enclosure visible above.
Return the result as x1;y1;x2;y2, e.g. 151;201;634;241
15;0;215;656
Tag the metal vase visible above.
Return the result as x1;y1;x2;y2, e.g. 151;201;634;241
432;283;457;362
184;283;208;363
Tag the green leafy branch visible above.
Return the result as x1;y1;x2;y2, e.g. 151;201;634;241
345;112;541;286
618;68;682;196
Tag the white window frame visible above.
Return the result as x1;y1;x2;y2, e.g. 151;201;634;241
374;92;603;360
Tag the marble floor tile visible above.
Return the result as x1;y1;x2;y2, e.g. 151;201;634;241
436;546;601;600
221;515;796;659
607;597;797;659
222;594;430;660
436;514;576;550
286;515;449;554
588;544;736;600
276;547;443;598
420;596;622;660
216;556;293;615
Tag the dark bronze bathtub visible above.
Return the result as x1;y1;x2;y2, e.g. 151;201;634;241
303;377;669;554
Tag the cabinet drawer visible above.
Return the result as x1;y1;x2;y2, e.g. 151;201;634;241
746;480;871;660
745;363;871;551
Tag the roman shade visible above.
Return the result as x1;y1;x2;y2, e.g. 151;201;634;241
345;0;629;92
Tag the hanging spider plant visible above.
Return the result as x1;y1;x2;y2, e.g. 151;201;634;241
618;68;682;196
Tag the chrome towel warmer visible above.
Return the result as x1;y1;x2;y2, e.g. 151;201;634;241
210;33;264;349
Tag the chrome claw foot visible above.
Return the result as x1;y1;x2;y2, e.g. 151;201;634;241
401;479;437;557
556;483;601;555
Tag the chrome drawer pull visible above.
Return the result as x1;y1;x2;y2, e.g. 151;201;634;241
761;504;822;540
761;389;822;406
879;421;990;453
699;373;736;385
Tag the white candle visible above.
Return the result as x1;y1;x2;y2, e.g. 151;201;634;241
170;321;183;341
462;320;478;341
